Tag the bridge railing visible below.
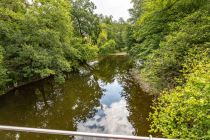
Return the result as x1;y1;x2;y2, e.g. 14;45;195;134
0;125;176;140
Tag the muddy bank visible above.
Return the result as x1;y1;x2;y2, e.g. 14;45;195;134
130;68;157;95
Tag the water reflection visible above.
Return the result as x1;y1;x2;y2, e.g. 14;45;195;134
76;99;134;140
0;55;153;140
99;79;123;107
76;78;134;139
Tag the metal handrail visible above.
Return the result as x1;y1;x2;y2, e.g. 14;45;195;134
0;125;175;140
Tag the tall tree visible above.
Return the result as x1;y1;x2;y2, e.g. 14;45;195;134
128;0;144;23
71;0;100;44
0;0;98;93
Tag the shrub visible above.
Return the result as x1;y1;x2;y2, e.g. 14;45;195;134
99;39;116;55
149;49;210;139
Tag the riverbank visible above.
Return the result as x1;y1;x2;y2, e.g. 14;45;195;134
130;68;157;95
110;52;127;56
1;76;53;96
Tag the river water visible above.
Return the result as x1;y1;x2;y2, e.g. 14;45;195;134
0;55;154;140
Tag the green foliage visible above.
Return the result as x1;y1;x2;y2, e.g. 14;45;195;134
0;0;99;92
0;46;9;92
128;0;144;23
97;16;128;53
110;22;128;50
97;23;108;47
125;25;136;50
71;0;100;44
99;39;116;55
1;0;74;83
129;0;210;138
130;0;209;58
130;0;210;93
71;37;99;61
149;49;210;139
140;8;210;93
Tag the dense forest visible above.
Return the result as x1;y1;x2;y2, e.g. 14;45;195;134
0;0;210;139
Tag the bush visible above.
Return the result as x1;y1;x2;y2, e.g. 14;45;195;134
99;39;116;55
149;49;210;139
0;46;9;93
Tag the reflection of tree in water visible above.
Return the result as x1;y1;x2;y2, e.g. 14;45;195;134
0;71;103;140
93;55;133;84
0;55;154;139
93;55;153;136
119;73;154;136
63;73;103;124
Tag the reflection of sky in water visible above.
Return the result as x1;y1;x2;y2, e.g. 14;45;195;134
76;78;135;140
99;79;123;107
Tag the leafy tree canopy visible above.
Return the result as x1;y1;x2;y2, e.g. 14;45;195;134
71;0;100;44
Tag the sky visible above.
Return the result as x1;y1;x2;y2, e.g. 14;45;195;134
90;0;133;20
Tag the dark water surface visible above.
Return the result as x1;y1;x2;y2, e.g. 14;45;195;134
0;55;153;140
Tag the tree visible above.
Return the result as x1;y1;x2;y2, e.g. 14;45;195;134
0;46;8;93
129;0;210;92
99;39;116;55
128;0;144;23
97;16;128;52
0;0;99;93
71;0;100;44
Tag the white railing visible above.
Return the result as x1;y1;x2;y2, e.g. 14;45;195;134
0;125;175;140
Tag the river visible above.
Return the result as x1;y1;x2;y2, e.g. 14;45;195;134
0;55;154;140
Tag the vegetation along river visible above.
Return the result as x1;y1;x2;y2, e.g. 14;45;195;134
0;55;154;140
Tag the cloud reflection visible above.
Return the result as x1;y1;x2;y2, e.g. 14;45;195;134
76;99;135;140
